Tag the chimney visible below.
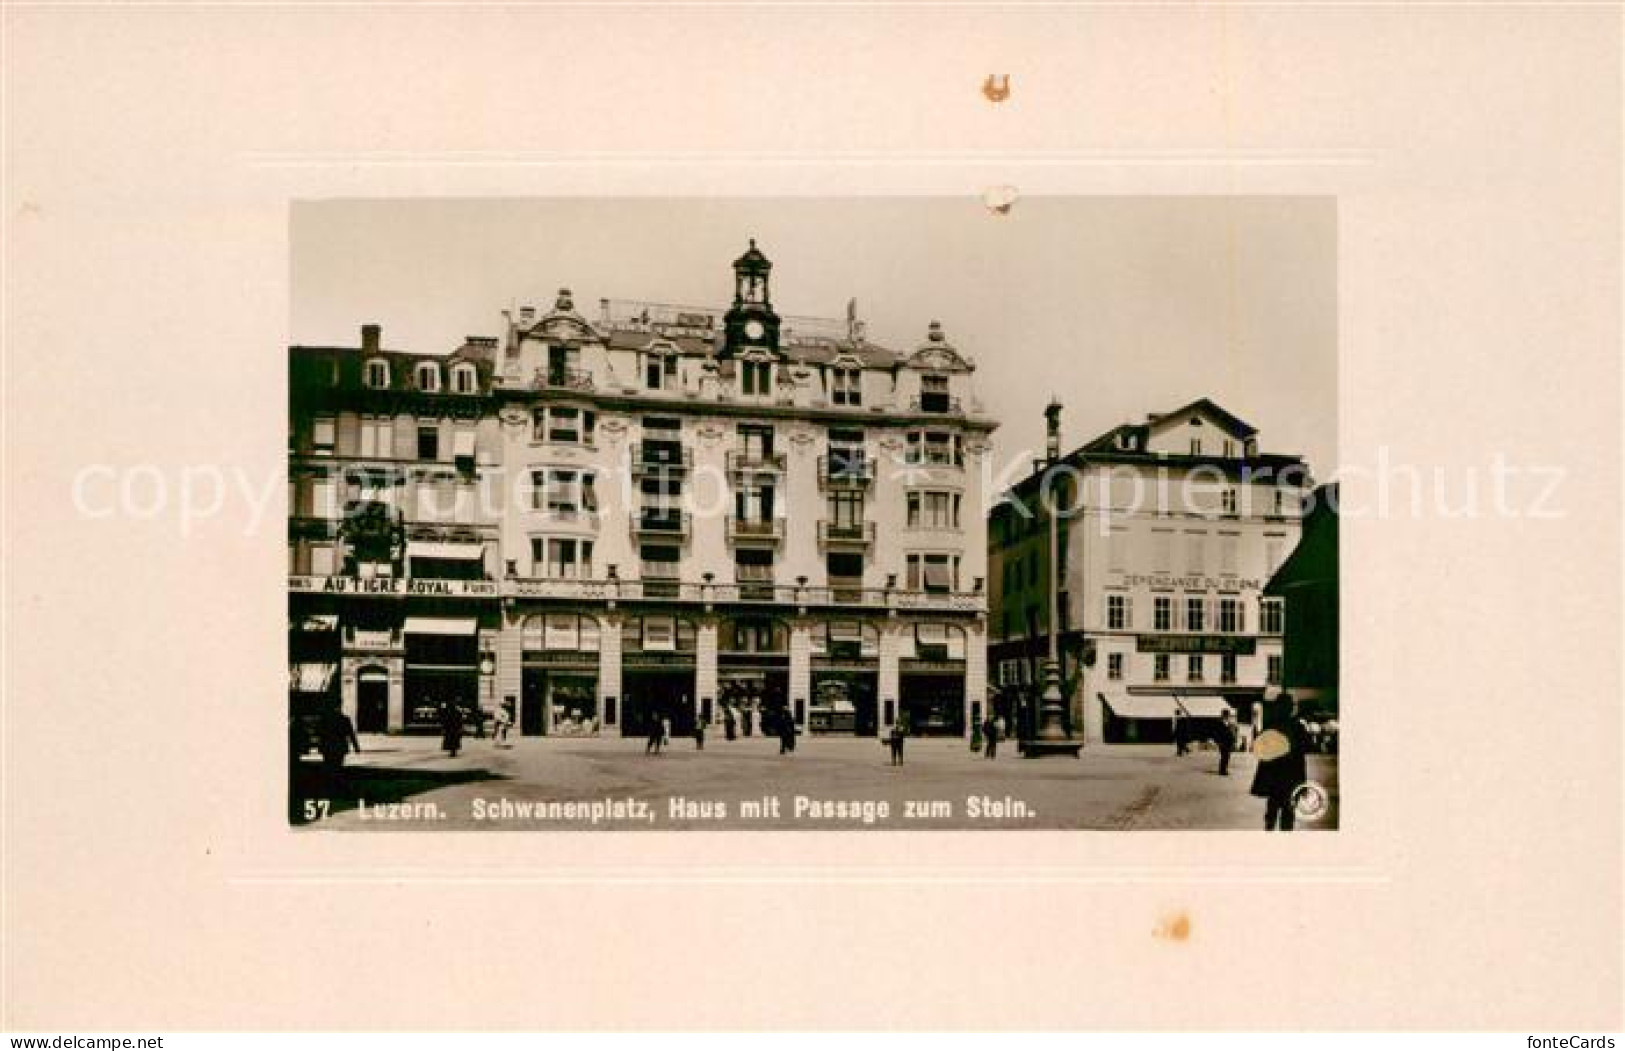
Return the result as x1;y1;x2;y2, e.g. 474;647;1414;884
519;306;536;325
1044;397;1063;464
361;324;381;353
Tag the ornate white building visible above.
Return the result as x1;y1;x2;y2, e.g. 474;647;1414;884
290;242;998;740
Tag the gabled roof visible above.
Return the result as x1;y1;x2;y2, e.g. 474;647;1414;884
1146;397;1257;439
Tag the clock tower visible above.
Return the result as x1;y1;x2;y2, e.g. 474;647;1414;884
720;239;782;358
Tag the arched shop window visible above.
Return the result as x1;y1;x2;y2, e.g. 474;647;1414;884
720;617;789;653
621;615;697;652
909;622;967;661
521;614;602;654
808;620;880;658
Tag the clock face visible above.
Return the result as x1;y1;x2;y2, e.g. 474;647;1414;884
743;320;766;340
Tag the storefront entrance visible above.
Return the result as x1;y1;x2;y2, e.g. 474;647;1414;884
718;668;789;737
900;672;967;736
356;670;389;733
521;667;599;736
810;670;878;735
622;668;698;738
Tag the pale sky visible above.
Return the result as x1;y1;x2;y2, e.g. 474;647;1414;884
291;197;1337;479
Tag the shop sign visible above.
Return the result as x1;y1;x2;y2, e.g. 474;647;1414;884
1115;573;1262;592
1135;635;1257;655
289;575;498;597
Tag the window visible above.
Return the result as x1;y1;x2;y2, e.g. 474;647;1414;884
1151;530;1173;571
1185;596;1206;632
737;424;775;461
1154;596;1173;632
907;430;962;467
522;614;601;653
831;367;862;406
1221;653;1237;683
1187;654;1204;682
534;406;596;445
532;469;596;517
309;543;335;577
1154;654;1171;682
417;424;440;461
914;623;966;661
642;616;676;652
530;537;594;579
645;352;678;390
1189;438;1202;456
311;478;338;518
1265;535;1286;574
364;359;390;389
828;492;864;529
1223;439;1236;458
1221;489;1237;515
734;482;776;524
1274;489;1287;516
358;417;392;459
311;416;336;457
1218;597;1241;633
1107;653;1123;680
741;360;772;396
1105;594;1128;630
640;544;681;581
451;363;478;394
906;552;958;592
734;547;774;584
1260;599;1284;635
908;490;960;529
415;362;441;392
1267;653;1283;684
1184;532;1206;574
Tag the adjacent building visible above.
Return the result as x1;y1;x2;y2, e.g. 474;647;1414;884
289;242;996;740
1264;481;1339;717
988;398;1312;744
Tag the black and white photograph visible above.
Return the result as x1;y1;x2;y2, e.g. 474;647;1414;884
287;197;1339;831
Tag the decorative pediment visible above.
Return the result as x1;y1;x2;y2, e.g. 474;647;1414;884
904;321;973;372
528;288;603;343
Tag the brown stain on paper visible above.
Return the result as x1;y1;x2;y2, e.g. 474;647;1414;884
1154;912;1192;942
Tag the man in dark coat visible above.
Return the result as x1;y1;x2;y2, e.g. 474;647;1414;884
1217;709;1237;776
438;699;464;758
982;715;999;759
1250;695;1311;831
778;709;797;755
887;718;907;766
317;704;361;786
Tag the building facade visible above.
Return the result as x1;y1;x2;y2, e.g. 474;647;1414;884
289;243;997;740
988;398;1311;745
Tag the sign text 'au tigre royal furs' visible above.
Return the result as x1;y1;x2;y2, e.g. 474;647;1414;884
288;576;499;597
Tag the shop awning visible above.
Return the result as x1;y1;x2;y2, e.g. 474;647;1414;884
1101;693;1232;720
403;616;478;636
923;563;951;589
289;662;337;693
406;541;484;561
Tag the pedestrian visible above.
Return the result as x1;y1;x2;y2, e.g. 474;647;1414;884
645;711;664;755
694;714;706;751
723;706;737;742
982;714;999;759
887;718;906;766
661;715;672;749
778;709;796;755
438;699;464;758
1217;708;1236;776
1250;694;1312;831
1173;708;1189;756
316;703;361;788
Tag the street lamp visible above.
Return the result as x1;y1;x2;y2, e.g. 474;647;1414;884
1023;397;1083;758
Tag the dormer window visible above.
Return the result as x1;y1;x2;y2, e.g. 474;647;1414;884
1189;438;1202;456
450;363;478;394
920;374;951;413
645;351;678;391
741;360;772;396
364;359;390;389
415;362;441;392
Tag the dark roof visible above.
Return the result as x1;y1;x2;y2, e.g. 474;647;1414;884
1265;483;1339;595
288;343;497;395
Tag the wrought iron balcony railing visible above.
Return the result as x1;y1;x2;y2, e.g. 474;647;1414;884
817;520;876;548
726;516;786;544
817;454;873;488
725;449;787;475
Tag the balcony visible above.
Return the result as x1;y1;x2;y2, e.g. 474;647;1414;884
630;443;692;475
726;516;785;546
531;366;595;392
508;578;612;601
726;448;787;476
818;454;873;489
487;576;988;613
629;509;690;540
817;520;876;549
